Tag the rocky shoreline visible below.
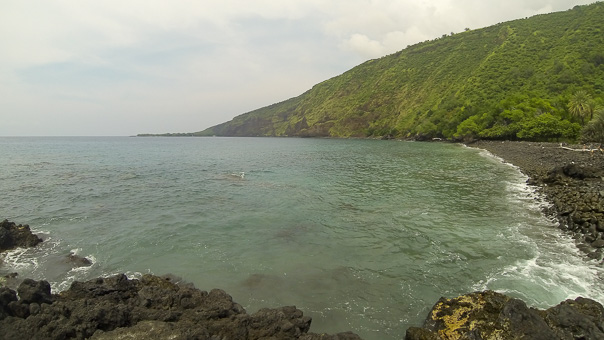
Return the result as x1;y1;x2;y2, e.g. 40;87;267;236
468;140;604;260
2;272;602;340
1;220;363;339
0;273;362;340
405;140;604;339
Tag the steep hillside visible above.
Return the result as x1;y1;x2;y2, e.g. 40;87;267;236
196;3;604;140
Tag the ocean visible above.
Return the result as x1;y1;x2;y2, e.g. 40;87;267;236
1;136;602;339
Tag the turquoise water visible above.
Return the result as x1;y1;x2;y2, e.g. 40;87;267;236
1;137;602;339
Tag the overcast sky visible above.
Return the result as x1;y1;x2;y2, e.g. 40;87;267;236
0;0;595;136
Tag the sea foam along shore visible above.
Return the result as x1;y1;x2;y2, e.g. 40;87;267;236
2;216;604;339
468;140;604;261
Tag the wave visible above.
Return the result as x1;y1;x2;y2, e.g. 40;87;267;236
1;230;99;293
472;146;604;308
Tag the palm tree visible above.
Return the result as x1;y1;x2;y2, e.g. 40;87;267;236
568;90;595;124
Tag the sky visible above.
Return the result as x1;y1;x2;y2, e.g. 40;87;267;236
0;0;596;136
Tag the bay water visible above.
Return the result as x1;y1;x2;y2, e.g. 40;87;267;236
1;137;602;339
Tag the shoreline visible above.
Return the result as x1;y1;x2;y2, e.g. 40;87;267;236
468;140;604;261
2;139;604;339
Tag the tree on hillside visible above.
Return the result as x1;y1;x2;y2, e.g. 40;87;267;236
568;91;596;124
581;108;604;143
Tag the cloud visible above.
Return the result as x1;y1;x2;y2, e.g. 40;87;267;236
324;0;595;59
342;34;385;59
0;0;595;135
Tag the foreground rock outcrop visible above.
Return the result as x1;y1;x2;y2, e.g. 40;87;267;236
405;290;604;340
0;273;362;340
0;219;42;253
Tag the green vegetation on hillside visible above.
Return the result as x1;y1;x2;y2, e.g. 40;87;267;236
196;3;604;142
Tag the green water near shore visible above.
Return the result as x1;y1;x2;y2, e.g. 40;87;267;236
1;137;602;339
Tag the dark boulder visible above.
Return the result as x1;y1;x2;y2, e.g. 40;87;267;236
543;297;604;339
249;306;312;339
545;163;603;183
17;278;53;304
65;253;92;268
0;219;42;253
592;239;604;248
0;287;18;320
562;164;602;180
61;273;138;301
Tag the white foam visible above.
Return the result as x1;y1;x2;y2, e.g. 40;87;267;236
470;144;604;308
474;216;604;308
1;246;42;272
0;229;103;293
52;255;98;292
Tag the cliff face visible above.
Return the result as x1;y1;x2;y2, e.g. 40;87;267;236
196;3;604;141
